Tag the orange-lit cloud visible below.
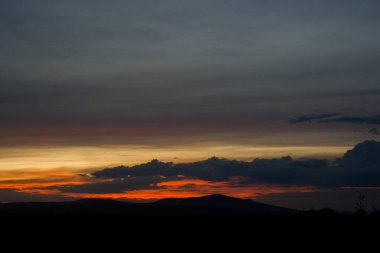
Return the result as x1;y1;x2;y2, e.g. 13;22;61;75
1;140;380;203
59;182;317;201
1;171;317;202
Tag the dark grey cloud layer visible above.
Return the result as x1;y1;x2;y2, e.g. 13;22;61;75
290;112;380;125
289;113;340;124
58;177;166;194
321;115;380;124
290;112;380;138
0;188;71;203
1;0;380;127
53;140;380;194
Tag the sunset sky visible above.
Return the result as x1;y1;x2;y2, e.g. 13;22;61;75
1;0;380;211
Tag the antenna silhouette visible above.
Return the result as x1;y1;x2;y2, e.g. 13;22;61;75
355;190;366;213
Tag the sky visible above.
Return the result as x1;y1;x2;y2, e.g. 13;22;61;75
1;0;380;211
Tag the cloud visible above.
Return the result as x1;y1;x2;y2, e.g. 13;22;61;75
370;128;380;135
320;115;380;124
289;113;340;123
54;141;380;194
57;176;170;194
2;0;380;133
91;159;175;179
254;140;380;187
290;112;380;125
334;140;380;187
0;188;72;203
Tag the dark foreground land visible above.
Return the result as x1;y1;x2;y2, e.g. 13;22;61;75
1;195;379;245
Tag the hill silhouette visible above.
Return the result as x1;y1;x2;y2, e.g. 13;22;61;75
1;194;379;240
156;194;294;214
0;194;294;216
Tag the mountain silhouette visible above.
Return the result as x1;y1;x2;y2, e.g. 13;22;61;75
0;194;294;216
157;194;294;214
2;194;378;237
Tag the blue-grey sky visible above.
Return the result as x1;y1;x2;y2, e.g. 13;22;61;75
1;0;380;127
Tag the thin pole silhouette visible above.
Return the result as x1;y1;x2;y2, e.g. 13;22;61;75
355;190;366;213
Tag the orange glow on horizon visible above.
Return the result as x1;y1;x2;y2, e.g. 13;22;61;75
0;144;350;173
60;184;318;201
1;173;318;202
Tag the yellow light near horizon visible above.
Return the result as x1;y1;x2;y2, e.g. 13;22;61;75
0;144;349;176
